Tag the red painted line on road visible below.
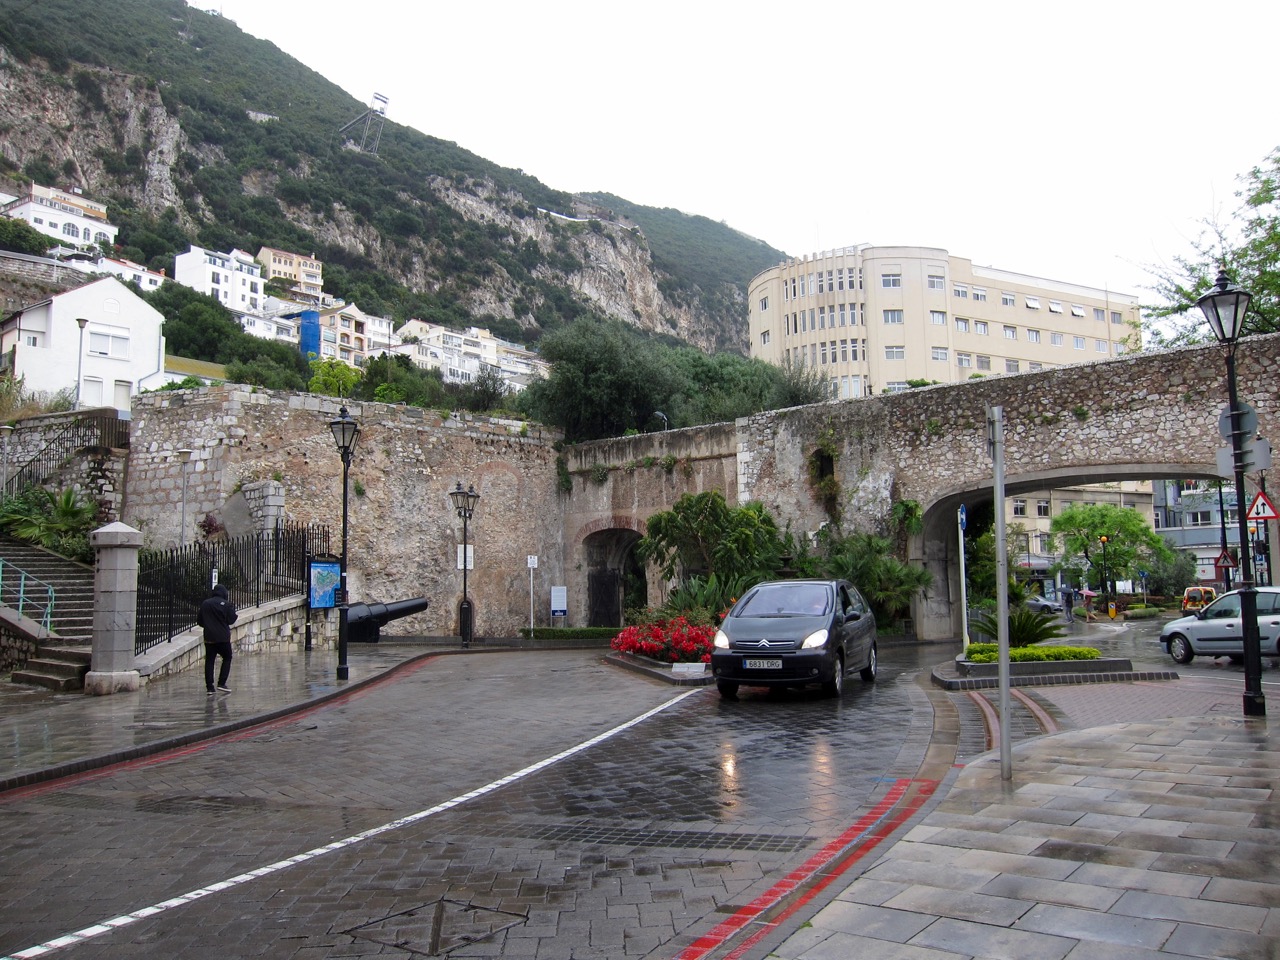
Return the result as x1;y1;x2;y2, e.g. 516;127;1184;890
967;689;1000;751
0;655;442;803
1011;688;1059;734
675;777;939;960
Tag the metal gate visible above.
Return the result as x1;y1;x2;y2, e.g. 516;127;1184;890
587;570;621;627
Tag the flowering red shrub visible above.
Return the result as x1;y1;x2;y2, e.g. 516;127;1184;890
611;616;715;664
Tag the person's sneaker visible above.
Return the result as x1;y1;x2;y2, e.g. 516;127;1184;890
207;689;216;696
216;685;231;693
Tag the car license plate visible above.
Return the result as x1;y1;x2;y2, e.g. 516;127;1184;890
744;658;782;670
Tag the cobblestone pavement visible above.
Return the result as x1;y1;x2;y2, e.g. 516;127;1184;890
0;643;952;959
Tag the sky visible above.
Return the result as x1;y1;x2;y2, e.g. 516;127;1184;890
209;0;1279;301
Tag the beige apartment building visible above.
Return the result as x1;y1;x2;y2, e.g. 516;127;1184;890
748;245;1140;397
256;247;324;302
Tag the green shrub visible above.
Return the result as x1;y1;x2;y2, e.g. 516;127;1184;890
964;643;1102;664
969;606;1066;648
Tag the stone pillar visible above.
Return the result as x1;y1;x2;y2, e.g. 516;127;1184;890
83;521;143;696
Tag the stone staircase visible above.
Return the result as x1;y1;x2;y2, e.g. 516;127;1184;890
0;533;95;691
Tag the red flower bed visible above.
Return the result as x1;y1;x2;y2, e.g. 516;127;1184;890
611;616;715;664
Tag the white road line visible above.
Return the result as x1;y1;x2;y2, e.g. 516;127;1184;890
2;688;701;960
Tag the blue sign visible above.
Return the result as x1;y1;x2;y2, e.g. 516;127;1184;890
958;504;967;531
309;559;341;609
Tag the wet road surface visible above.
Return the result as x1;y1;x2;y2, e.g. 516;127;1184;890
0;643;957;960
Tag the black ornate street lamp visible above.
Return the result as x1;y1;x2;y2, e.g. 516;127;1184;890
1097;535;1109;599
330;405;360;680
1198;268;1265;717
449;481;480;648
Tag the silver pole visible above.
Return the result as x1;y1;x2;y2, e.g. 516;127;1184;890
988;405;1012;780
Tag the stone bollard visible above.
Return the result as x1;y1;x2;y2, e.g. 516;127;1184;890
83;521;143;696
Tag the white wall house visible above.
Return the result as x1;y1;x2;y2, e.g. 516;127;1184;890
174;246;264;312
90;256;168;292
0;277;167;412
0;183;119;250
395;320;547;391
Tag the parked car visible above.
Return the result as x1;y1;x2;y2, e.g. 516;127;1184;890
1160;587;1280;664
710;579;876;699
1181;586;1217;612
1023;595;1063;614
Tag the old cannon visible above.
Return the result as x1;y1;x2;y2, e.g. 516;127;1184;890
347;597;430;643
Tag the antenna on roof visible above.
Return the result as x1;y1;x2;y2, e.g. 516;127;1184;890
338;93;389;156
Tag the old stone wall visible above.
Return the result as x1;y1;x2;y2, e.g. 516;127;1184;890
126;386;565;639
0;607;40;673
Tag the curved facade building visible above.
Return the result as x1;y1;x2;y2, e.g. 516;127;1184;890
748;245;1140;397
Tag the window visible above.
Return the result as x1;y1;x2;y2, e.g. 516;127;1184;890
1096;339;1108;353
837;268;845;290
1028;361;1043;371
883;309;904;324
817;273;825;294
94;231;108;245
210;271;221;285
1069;304;1085;317
1051;332;1064;346
885;345;905;360
1005;358;1020;373
930;310;946;325
972;287;987;302
839;304;847;326
807;273;815;295
1003;325;1017;340
1091;307;1105;322
840;339;849;362
932;346;949;361
1048;300;1063;314
759;296;769;311
976;355;992;371
885;382;908;393
927;274;945;290
63;222;80;238
1074;336;1086;350
1013;499;1027;517
1001;291;1016;306
974;320;988;336
1038;533;1053;553
1025;296;1041;309
88;331;129;358
953;283;969;298
955;317;969;332
1187;511;1213;527
1037;500;1050;518
881;273;901;288
1111;311;1123;324
957;352;972;368
1027;329;1041;343
760;330;770;346
820;342;828;364
818;306;827;329
82;377;104;406
24;334;38;347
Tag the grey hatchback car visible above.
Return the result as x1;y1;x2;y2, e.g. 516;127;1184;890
1160;586;1280;664
710;579;877;699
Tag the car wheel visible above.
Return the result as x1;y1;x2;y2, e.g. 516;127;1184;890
716;680;739;700
860;642;878;682
823;653;845;698
1228;655;1244;665
1168;635;1195;664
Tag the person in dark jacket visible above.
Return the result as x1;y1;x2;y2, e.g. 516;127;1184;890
198;583;238;694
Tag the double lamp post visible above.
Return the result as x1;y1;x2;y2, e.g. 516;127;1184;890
1198;268;1265;718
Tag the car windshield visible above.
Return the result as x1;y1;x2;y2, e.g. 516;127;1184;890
736;583;831;617
1203;595;1241;619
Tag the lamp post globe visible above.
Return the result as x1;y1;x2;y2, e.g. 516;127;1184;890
1198;268;1265;717
449;481;480;648
329;405;360;681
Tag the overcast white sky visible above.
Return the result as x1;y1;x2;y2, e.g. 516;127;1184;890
212;0;1278;301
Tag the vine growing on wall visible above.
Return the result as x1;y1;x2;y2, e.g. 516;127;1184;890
807;425;842;524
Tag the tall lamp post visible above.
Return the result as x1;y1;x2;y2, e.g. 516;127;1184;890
1097;535;1109;599
329;406;360;681
74;317;88;410
1198;268;1265;717
177;448;194;546
449;481;480;648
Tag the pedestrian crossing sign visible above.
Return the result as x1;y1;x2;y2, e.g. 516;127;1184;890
1247;492;1279;522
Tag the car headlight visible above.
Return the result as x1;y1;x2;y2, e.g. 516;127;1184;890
714;629;730;649
801;629;829;649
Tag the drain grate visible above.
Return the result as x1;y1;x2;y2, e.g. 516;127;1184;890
345;898;527;956
467;822;812;854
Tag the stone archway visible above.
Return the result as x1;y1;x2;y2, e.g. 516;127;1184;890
582;526;646;628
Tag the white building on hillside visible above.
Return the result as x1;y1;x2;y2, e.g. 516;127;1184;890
394;320;547;390
90;256;168;292
0;183;119;250
174;246;265;312
0;277;167;411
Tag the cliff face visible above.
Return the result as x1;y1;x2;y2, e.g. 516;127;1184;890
0;50;741;353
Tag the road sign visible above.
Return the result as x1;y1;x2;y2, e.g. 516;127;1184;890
1248;492;1279;522
1219;402;1258;440
958;504;967;531
1216;549;1238;568
1216;437;1273;478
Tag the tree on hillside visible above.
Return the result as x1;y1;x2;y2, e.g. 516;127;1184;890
1050;503;1175;590
0;217;50;256
308;357;362;398
1144;147;1280;346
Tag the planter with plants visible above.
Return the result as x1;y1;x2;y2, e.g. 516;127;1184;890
960;607;1124;676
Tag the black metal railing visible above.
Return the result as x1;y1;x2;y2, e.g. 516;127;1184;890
134;521;330;655
3;412;131;498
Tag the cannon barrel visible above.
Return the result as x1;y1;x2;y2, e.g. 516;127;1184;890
346;597;430;643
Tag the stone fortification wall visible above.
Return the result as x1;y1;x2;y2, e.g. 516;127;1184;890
126;386;565;639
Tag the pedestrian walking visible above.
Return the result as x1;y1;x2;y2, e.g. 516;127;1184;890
198;583;238;694
1061;586;1075;622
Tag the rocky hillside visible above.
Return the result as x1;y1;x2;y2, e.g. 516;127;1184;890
0;0;785;354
